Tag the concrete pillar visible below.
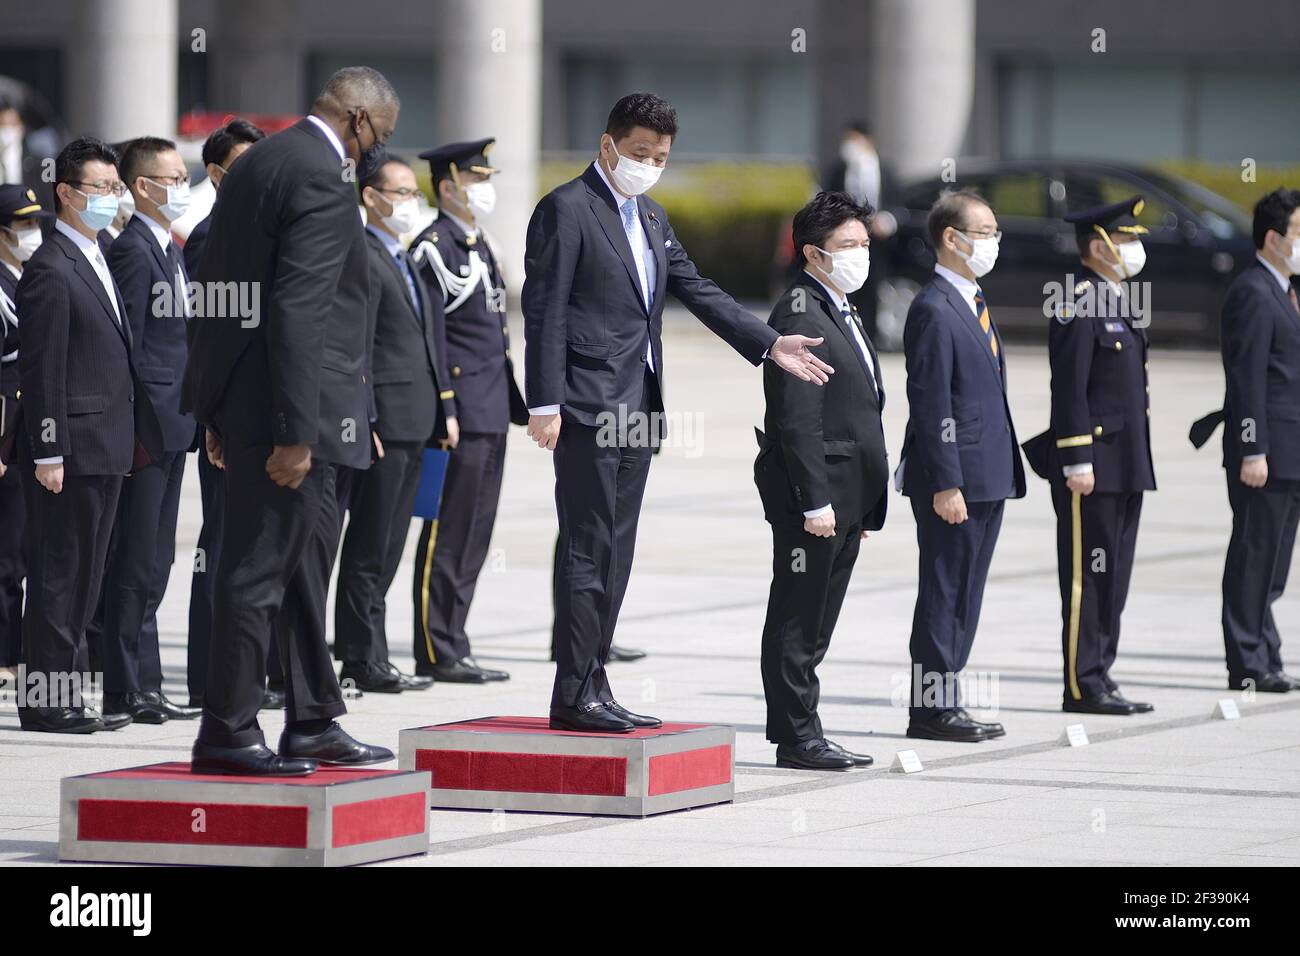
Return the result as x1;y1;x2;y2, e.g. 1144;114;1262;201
205;0;304;116
866;0;975;181
67;0;178;141
433;0;541;289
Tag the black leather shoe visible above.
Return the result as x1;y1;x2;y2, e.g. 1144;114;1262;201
381;662;433;691
423;657;510;683
277;721;394;766
776;739;854;771
956;708;1005;738
17;706;104;734
338;661;403;694
907;711;989;742
192;740;316;776
141;691;202;720
90;707;133;731
260;687;286;709
824;739;874;767
1063;691;1138;715
604;700;661;728
103;692;170;724
549;702;634;733
1276;672;1300;691
607;644;647;663
1108;690;1153;713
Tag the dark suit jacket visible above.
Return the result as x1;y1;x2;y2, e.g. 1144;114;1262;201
1;265;18;400
182;213;211;276
522;164;777;426
182;118;371;469
364;228;453;444
755;275;889;531
107;214;196;453
1218;261;1300;480
13;228;162;475
900;272;1026;503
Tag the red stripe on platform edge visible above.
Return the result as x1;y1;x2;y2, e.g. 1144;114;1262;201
415;750;627;796
76;799;309;848
647;745;733;796
331;792;427;848
417;716;710;737
87;763;399;785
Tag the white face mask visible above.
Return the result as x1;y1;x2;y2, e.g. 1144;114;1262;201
816;244;871;294
607;140;663;197
1116;240;1146;279
147;179;191;222
466;181;496;217
954;230;999;278
4;225;42;262
1280;235;1300;275
381;197;420;236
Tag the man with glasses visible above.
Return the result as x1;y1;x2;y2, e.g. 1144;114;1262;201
12;137;162;733
898;188;1025;743
95;136;201;726
182;67;400;775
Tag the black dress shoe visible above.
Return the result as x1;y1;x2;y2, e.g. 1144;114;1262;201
260;687;286;709
823;739;874;767
17;706;104;734
956;708;1006;738
907;710;989;742
1237;672;1297;693
549;702;634;733
192;740;316;776
607;644;647;663
103;692;170;724
1108;690;1153;713
776;739;854;771
1276;672;1300;691
381;661;433;691
421;656;509;683
277;721;394;766
140;691;202;720
604;700;661;728
1063;691;1138;715
338;661;404;694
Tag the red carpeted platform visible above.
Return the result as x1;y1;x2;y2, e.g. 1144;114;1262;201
59;762;431;866
398;716;735;816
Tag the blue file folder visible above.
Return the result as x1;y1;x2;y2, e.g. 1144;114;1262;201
412;447;450;519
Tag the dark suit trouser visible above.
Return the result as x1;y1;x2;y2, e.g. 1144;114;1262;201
99;450;185;694
335;441;423;663
1050;485;1143;701
908;495;1003;719
187;449;284;700
0;459;24;667
761;519;862;745
20;470;121;710
551;379;656;709
197;442;345;749
1222;472;1300;679
413;431;506;666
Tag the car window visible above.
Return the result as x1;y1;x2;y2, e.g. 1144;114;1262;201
982;173;1049;220
1064;173;1178;232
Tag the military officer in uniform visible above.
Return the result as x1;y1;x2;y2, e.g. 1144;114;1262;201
1023;196;1156;715
408;138;526;683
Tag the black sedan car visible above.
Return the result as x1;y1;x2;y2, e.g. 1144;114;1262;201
870;159;1255;349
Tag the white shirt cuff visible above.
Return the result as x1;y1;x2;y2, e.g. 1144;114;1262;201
1243;453;1266;461
528;405;561;416
34;456;64;465
1062;463;1093;477
803;503;832;519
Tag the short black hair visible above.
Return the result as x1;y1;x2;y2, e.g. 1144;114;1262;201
927;188;991;249
54;136;119;213
119;136;178;196
1252;187;1300;251
605;93;678;143
201;117;265;170
360;154;410;199
792;191;873;266
844;119;871;137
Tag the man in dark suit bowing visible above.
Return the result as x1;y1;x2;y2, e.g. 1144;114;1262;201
333;154;452;692
1190;188;1300;694
755;192;889;770
99;136;201;726
13;137;161;733
523;92;833;733
182;66;398;775
898;188;1025;743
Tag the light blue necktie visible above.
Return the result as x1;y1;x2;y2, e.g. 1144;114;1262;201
620;199;653;311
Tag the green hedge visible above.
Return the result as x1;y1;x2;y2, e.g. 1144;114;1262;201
1154;160;1300;211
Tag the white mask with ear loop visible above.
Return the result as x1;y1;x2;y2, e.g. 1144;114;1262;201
816;245;871;294
1116;240;1146;279
954;230;999;278
381;197;420;236
1281;234;1300;274
4;225;42;262
607;140;663;196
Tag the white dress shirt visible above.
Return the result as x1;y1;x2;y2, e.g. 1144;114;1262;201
933;262;982;318
306;114;347;163
134;211;190;319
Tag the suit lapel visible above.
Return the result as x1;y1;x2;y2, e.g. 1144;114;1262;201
638;201;667;312
936;274;1002;387
371;232;423;328
583;166;648;315
802;277;879;409
55;231;129;349
1259;262;1299;326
